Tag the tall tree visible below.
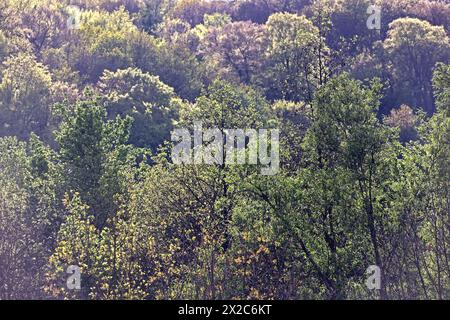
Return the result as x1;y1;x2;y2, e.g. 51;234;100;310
97;67;180;150
265;12;329;102
55;97;134;227
0;53;53;140
201;21;267;84
383;18;450;114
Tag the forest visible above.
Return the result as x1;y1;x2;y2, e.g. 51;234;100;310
0;0;449;300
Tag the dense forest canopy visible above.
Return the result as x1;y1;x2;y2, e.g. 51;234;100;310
0;0;449;300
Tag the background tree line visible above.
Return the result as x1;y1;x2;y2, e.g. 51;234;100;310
0;0;448;299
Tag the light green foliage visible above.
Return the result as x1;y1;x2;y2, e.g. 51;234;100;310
0;136;60;299
383;18;450;113
203;12;232;29
265;12;330;102
55;98;135;227
300;74;394;298
272;100;311;171
98;67;180;150
0;0;449;301
0;54;53;140
0;137;33;299
47;193;100;299
180;79;272;129
69;8;139;83
152;39;206;101
137;0;176;33
201;20;267;84
131;29;206;101
433;63;450;113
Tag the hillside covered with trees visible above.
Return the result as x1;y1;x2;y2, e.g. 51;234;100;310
0;0;449;300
